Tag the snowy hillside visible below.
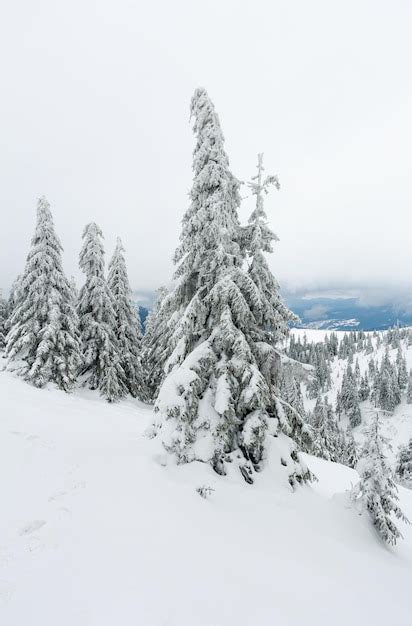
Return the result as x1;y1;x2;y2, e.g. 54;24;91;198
291;327;412;467
0;367;411;626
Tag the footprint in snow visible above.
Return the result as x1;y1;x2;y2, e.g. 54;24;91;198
49;481;86;503
0;580;15;606
9;431;54;450
18;520;47;536
48;489;68;502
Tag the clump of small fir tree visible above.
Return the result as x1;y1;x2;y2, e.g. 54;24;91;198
77;223;126;402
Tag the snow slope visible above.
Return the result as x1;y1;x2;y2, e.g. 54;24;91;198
291;328;412;465
0;369;411;626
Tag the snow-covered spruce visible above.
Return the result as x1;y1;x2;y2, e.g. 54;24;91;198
311;395;345;463
77;223;127;402
396;438;412;487
407;370;412;404
5;275;21;332
107;238;146;399
141;286;171;401
5;197;81;390
153;88;312;485
352;412;409;545
338;364;361;428
374;349;401;412
0;289;7;349
345;426;358;469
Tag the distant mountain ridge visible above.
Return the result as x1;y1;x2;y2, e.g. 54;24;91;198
296;318;360;331
134;292;412;332
286;295;412;331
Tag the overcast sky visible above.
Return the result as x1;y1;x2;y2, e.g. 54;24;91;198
1;0;412;305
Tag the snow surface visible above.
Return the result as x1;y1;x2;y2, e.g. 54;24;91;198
0;362;412;625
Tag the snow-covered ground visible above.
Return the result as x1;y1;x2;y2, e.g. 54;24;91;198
1;365;412;625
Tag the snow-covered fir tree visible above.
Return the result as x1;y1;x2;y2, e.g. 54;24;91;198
307;349;332;398
407;370;412;404
396;347;408;391
5;275;21;334
345;426;358;469
354;358;361;383
359;372;370;401
0;289;7;349
77;223;126;402
340;365;361;427
376;349;400;413
107;238;145;399
143;286;168;342
141;286;172;401
154;89;311;485
280;365;306;420
365;335;374;354
352;412;409;545
387;326;401;350
335;390;343;420
5;197;81;390
311;395;343;462
368;357;376;381
279;365;312;453
396;438;412;487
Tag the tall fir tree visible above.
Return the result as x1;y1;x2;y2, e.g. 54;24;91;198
352;413;409;545
77;223;126;402
107;238;145;399
5;197;81;390
154;89;311;485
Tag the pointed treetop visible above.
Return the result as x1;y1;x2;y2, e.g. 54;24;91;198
79;222;105;279
248;153;280;223
190;87;220;128
248;153;280;196
189;88;227;168
247;153;281;256
37;195;52;218
31;195;60;247
114;237;124;254
82;222;103;239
